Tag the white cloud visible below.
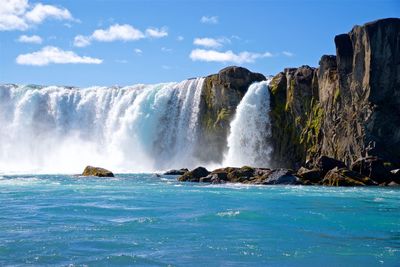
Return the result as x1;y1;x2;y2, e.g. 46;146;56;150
162;65;171;70
92;24;145;42
74;24;168;47
177;36;184;41
17;34;42;44
282;51;294;57
200;16;218;24
24;3;72;24
16;46;102;66
0;0;74;31
145;27;168;38
73;35;91;47
190;49;272;64
193;37;223;48
134;48;143;54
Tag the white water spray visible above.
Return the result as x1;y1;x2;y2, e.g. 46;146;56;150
0;78;204;174
223;81;272;167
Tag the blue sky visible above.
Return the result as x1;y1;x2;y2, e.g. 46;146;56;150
0;0;399;87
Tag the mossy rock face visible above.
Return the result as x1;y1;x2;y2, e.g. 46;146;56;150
322;167;376;186
196;66;266;164
269;66;319;169
82;166;114;177
177;166;210;182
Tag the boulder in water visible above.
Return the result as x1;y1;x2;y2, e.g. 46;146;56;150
82;166;114;177
264;168;300;185
322;167;375;186
297;167;323;183
316;156;346;175
351;157;391;184
387;181;400;187
226;166;256;183
177;167;210;182
163;168;189;175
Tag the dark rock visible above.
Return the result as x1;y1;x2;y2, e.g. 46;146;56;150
196;66;266;163
390;169;400;183
226;166;255;183
268;66;319;169
163;168;189;175
177;166;210;182
268;18;400;169
322;167;376;186
82;166;114;177
316;156;346;175
200;173;227;184
264;168;300;185
297;167;323;183
351;157;391;184
388;181;400;187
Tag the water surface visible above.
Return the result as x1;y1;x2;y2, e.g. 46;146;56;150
0;174;399;266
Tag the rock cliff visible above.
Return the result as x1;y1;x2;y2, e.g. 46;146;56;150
269;18;400;169
196;66;266;163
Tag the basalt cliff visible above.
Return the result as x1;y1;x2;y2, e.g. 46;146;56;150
190;18;400;185
269;17;400;170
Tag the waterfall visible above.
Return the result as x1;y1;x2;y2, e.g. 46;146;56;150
223;81;272;167
0;78;204;174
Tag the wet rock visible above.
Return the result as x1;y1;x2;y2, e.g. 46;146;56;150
316;156;346;175
322;167;376;186
351;157;391;184
297;167;323;183
390;169;400;183
82;166;114;177
200;173;227;184
163;168;189;175
226;166;255;183
387;181;400;187
264;168;300;185
177;166;210;182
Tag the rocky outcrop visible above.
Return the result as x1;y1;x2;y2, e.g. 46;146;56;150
269;66;319;169
82;166;114;177
196;66;266;163
315;156;346;176
163;168;189;175
268;18;400;172
322;167;376;186
177;166;301;185
319;18;400;167
350;157;391;184
177;167;210;182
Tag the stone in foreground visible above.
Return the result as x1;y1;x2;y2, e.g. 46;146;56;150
163;168;189;175
178;167;210;182
264;169;300;185
82;166;114;177
322;167;375;186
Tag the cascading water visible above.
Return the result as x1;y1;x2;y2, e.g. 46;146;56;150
223;80;272;167
0;78;204;174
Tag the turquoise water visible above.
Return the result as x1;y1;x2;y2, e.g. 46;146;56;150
0;174;399;266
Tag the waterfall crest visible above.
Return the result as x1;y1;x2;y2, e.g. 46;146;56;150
223;81;272;167
0;78;204;173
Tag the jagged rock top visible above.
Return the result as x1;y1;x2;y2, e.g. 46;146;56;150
207;66;266;94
